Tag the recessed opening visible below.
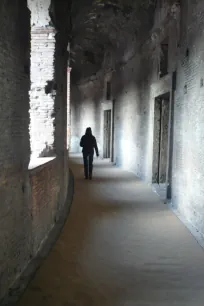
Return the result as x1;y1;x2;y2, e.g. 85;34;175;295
160;37;168;78
103;109;112;158
106;81;111;100
45;80;55;94
152;92;170;186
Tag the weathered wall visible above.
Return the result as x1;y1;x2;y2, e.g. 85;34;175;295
112;54;154;179
70;75;103;153
112;0;178;180
113;60;174;180
172;0;204;236
70;85;81;152
29;159;60;254
0;0;70;301
28;0;56;158
29;26;56;158
29;0;51;27
0;1;32;299
54;31;69;205
70;0;204;241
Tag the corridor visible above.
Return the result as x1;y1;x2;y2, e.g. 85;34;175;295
16;155;204;306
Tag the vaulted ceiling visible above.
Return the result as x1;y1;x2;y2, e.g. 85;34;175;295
53;0;157;82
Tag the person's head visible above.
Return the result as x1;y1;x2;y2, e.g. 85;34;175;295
85;127;92;135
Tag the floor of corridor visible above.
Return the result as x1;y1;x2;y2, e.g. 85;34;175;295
17;155;204;306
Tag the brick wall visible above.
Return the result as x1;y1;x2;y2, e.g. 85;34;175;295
0;0;31;299
70;2;177;176
70;85;82;152
29;26;56;158
29;159;60;254
0;1;70;301
112;0;178;180
172;0;204;235
71;0;204;239
54;32;69;205
67;67;71;149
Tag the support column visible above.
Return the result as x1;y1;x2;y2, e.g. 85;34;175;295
67;66;72;149
28;0;56;159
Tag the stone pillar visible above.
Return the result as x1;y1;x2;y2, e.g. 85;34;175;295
0;2;31;300
28;0;56;159
67;67;72;149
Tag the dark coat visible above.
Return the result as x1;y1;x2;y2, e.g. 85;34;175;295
80;134;99;156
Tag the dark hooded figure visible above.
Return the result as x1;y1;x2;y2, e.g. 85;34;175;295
80;127;99;179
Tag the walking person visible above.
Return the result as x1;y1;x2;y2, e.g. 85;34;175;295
80;127;99;180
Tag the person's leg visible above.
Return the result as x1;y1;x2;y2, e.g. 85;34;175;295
88;154;94;179
83;153;88;179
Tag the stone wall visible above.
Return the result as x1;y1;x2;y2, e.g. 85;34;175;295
112;55;154;179
54;31;69;205
70;0;204;240
0;1;70;301
70;74;104;154
172;0;204;236
0;1;31;299
70;85;81;152
29;159;60;254
28;0;56;158
29;26;56;158
112;0;178;180
67;67;71;149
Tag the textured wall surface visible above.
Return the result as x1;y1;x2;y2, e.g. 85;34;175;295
29;26;56;158
67;68;71;149
70;76;103;154
29;159;60;254
28;0;51;27
0;1;69;301
70;1;204;240
113;56;154;179
28;0;56;159
0;1;31;299
172;0;204;236
54;32;69;205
